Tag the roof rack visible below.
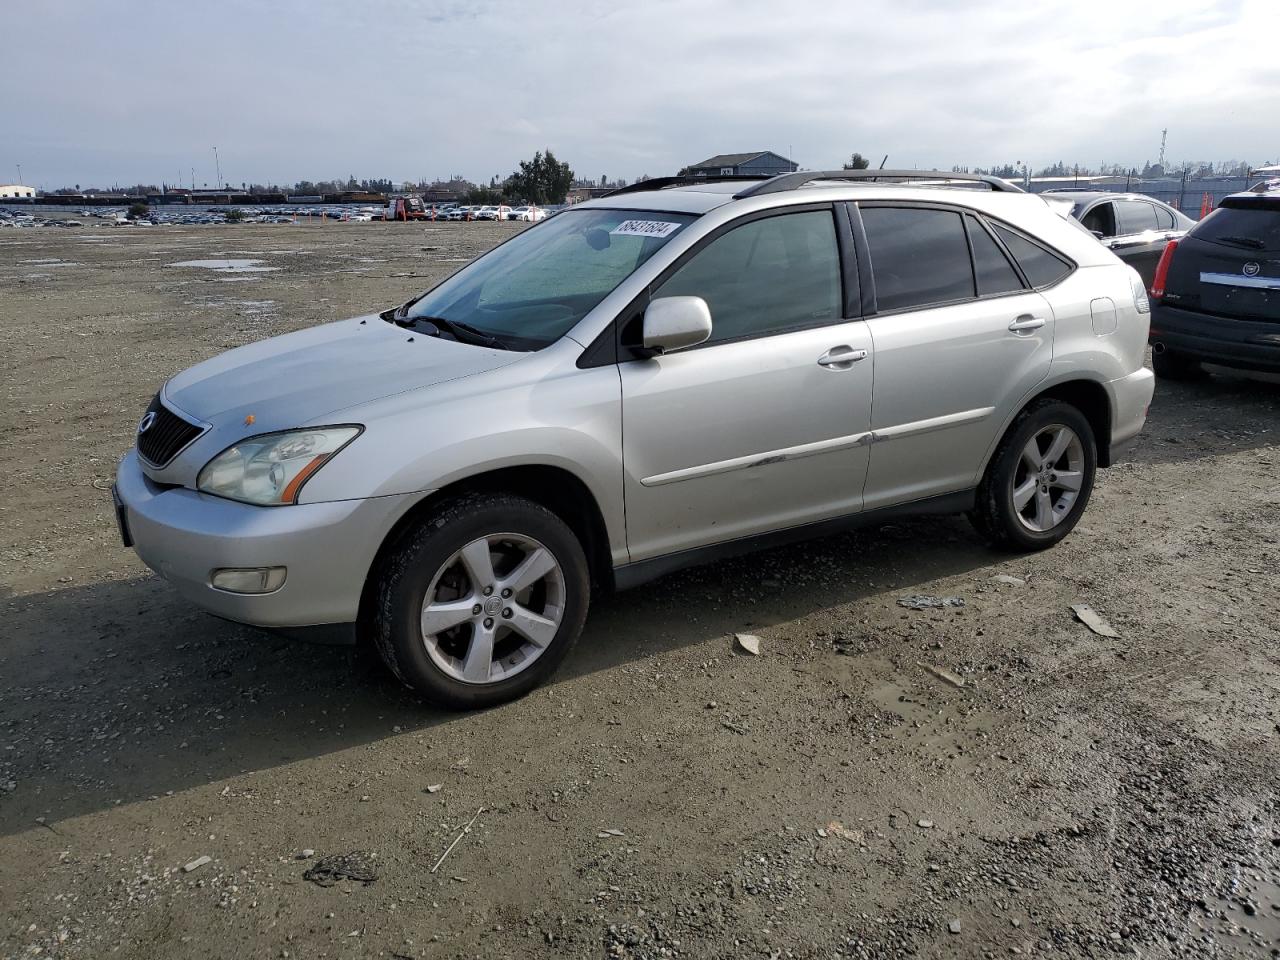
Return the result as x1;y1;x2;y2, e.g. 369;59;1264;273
733;170;1024;198
605;174;771;197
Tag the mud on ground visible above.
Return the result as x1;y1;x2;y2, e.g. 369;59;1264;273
1;223;1278;959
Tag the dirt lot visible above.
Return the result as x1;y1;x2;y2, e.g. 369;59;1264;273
2;221;1279;960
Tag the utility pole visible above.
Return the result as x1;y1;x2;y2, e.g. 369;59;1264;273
16;162;23;185
213;146;222;189
1157;129;1167;170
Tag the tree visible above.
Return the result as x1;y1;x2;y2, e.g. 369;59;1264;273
842;153;871;170
127;201;149;219
504;150;574;204
224;208;246;223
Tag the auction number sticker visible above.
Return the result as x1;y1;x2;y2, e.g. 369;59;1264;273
610;219;682;238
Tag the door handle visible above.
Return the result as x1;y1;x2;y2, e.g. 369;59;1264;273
817;345;869;369
1008;315;1047;334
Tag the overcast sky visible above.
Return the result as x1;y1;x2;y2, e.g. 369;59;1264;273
5;0;1277;189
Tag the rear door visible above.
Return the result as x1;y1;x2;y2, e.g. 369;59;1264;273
619;207;874;562
1107;199;1174;286
855;204;1063;510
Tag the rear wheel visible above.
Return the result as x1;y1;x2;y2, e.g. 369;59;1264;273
1152;348;1206;381
371;493;589;709
969;399;1096;551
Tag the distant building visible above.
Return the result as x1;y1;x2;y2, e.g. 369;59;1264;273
0;184;36;199
565;186;614;204
684;152;798;178
421;179;475;203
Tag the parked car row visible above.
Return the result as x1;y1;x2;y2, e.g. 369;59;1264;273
411;203;550;222
1040;181;1279;380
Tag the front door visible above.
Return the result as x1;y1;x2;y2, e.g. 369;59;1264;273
619;208;874;562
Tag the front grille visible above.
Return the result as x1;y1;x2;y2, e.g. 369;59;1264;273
136;394;205;468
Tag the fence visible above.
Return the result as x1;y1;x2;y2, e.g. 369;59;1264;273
1023;173;1265;218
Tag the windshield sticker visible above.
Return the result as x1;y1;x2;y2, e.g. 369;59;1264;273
610;219;682;239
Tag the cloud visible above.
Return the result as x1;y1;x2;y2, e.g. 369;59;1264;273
2;0;1275;188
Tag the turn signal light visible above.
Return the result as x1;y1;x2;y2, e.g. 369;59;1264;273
1150;239;1179;300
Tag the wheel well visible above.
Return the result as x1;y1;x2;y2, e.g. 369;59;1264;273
358;466;615;636
1031;379;1113;466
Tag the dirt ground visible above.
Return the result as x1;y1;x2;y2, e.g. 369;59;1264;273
2;221;1278;960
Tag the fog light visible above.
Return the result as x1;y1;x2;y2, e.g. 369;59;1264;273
210;566;287;594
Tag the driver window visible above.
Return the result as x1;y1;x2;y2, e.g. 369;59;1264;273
1080;202;1116;238
655;211;841;344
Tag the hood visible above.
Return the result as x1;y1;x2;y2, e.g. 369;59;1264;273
164;315;523;431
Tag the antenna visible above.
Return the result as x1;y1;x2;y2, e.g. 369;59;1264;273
213;146;222;189
1158;129;1168;169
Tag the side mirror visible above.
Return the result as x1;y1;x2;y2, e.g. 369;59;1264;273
642;296;712;354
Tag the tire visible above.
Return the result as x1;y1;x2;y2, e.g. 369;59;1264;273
1152;349;1205;381
969;399;1097;551
371;493;589;709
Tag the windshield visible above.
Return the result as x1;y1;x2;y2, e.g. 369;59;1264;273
1191;205;1280;252
405;208;696;349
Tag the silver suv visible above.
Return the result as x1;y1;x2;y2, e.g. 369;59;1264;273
113;170;1155;708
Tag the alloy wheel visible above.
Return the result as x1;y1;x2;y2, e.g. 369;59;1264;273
419;533;565;685
1010;424;1085;533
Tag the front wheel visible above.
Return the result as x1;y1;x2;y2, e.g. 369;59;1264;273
371;493;589;709
969;399;1097;551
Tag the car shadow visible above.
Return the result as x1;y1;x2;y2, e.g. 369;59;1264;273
0;513;995;837
1126;365;1280;467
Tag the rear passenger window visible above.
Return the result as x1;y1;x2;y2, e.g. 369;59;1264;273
861;207;973;312
991;224;1073;288
655;210;841;343
1115;200;1159;235
1153;205;1176;230
965;216;1024;297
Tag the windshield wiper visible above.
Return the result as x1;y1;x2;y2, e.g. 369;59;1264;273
403;314;512;350
1213;235;1266;249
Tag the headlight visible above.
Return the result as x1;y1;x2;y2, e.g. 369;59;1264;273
197;426;361;505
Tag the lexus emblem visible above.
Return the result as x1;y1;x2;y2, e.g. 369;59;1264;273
137;412;157;434
1243;262;1261;277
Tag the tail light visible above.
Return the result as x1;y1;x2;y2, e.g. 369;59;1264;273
1149;239;1179;300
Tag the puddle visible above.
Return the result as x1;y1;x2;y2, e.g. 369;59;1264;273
169;258;280;273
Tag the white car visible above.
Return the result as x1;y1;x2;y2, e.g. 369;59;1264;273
509;206;548;222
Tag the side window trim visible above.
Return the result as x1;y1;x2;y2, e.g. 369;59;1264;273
834;202;861;320
843;202;877;318
962;213;1034;293
611;203;853;361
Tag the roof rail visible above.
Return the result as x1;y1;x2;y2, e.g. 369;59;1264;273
733;170;1025;198
604;174;771;197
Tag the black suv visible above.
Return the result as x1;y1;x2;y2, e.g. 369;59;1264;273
1149;182;1280;379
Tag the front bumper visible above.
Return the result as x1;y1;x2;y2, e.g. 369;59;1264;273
1150;303;1280;372
115;450;417;628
